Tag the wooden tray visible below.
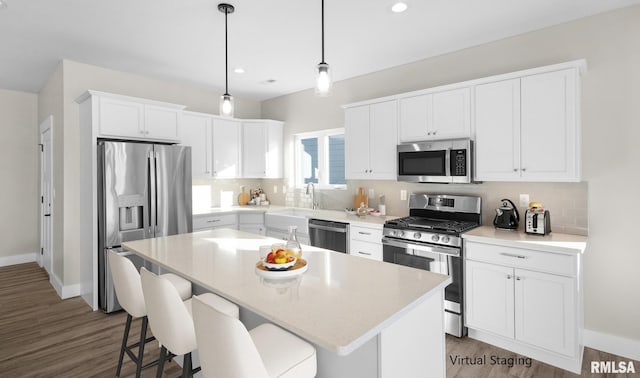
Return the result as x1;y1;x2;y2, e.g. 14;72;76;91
255;258;308;279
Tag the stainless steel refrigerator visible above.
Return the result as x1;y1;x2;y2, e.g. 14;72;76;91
97;141;192;313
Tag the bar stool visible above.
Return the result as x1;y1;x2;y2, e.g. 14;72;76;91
108;251;193;377
191;294;317;378
139;268;239;378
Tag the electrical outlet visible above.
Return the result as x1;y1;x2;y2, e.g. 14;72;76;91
273;185;278;194
400;190;407;201
368;189;375;199
282;186;287;194
519;194;530;207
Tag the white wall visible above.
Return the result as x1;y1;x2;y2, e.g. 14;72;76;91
0;89;39;264
262;6;640;347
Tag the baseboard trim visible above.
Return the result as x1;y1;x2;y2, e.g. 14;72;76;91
0;253;37;267
584;329;640;361
50;273;81;300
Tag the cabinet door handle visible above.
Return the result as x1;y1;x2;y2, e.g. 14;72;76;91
206;219;221;223
516;276;522;281
358;231;371;235
500;252;527;259
521;168;527;172
506;274;512;280
513;168;518;172
358;251;372;256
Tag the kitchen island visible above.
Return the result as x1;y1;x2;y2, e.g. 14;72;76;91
123;228;450;378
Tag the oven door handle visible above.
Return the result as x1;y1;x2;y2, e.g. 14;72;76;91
382;237;460;257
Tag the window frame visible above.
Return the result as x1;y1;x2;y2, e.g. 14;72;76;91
293;128;346;190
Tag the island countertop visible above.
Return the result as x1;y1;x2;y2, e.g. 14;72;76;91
122;228;450;356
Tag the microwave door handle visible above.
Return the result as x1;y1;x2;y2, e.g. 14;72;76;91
445;148;452;177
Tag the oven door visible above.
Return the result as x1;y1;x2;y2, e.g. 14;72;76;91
382;236;465;336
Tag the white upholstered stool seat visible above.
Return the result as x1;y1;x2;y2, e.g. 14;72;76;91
108;251;193;377
192;295;317;378
140;268;239;377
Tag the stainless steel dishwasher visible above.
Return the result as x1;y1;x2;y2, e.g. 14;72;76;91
308;219;349;253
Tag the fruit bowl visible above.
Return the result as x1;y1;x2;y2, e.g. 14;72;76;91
262;257;296;271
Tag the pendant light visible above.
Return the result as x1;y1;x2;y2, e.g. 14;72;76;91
315;0;332;96
218;3;235;117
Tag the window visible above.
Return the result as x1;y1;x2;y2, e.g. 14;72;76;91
294;128;345;188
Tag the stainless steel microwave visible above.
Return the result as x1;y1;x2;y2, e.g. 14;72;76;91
397;138;473;184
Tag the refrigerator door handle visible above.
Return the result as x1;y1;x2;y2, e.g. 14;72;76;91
148;151;157;237
154;151;160;235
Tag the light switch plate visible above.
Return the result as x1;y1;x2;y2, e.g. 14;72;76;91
400;190;407;201
519;194;530;207
368;189;375;199
273;185;278;194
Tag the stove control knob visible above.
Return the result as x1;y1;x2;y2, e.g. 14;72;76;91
413;232;422;239
441;236;450;243
431;235;440;242
387;230;395;237
397;230;405;237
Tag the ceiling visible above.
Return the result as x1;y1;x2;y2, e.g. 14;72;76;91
1;0;639;101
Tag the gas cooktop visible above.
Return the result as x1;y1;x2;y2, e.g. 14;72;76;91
386;216;479;234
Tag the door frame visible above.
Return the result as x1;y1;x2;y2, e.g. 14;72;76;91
39;115;53;275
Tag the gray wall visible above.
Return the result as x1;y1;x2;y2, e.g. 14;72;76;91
261;6;640;344
0;89;39;261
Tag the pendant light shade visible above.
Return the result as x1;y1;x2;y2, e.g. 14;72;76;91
218;3;235;117
315;0;332;97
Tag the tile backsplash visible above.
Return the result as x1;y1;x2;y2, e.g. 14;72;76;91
195;178;588;236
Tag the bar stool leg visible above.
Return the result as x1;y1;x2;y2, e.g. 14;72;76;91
116;314;133;377
156;346;167;378
182;352;192;378
134;316;149;377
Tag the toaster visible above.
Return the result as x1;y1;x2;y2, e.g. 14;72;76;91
525;207;551;235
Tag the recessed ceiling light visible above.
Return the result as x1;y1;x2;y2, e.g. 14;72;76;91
391;2;407;13
234;67;245;74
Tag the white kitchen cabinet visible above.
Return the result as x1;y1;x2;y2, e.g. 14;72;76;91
464;238;582;372
193;213;238;231
345;100;397;180
399;88;471;142
474;68;580;181
212;118;242;178
181;112;212;177
349;225;383;261
242;120;284;178
97;93;182;142
238;212;266;235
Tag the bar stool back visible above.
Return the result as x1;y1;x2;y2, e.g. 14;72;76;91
192;295;317;378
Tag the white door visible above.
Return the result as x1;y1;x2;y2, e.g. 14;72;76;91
399;94;431;142
181;113;212;177
212;118;241;178
474;79;521;180
368;100;397;180
242;122;267;178
465;260;514;338
344;105;370;179
431;87;471;139
514;269;576;356
39;116;53;275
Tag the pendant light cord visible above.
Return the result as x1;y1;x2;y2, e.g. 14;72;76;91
224;7;229;95
321;0;325;64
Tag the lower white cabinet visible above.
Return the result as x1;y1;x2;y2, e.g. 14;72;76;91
464;239;582;373
349;225;383;261
193;213;238;231
238;213;266;236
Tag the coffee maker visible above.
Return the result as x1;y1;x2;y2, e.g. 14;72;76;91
525;202;551;235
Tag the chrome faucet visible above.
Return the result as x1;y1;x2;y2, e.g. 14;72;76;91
306;182;318;210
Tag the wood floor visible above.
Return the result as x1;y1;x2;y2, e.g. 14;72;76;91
1;263;637;377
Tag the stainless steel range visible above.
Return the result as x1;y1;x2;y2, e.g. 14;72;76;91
382;193;481;337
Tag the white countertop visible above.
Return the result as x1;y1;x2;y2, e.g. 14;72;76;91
194;206;398;228
123;228;449;355
462;226;588;255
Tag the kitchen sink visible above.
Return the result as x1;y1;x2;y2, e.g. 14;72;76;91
264;208;313;234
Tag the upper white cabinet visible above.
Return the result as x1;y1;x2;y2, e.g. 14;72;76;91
345;100;398;180
475;66;581;182
181;113;212;177
212;118;242;178
181;112;241;179
399;87;471;142
242;120;284;178
95;92;183;142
